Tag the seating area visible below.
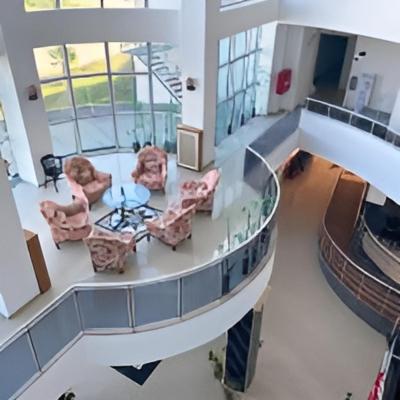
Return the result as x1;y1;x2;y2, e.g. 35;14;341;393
0;146;266;342
38;146;223;269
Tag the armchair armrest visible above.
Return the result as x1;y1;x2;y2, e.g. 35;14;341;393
95;170;112;185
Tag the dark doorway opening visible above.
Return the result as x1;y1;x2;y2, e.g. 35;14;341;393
312;33;350;105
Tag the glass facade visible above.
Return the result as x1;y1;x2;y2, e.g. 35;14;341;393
215;24;275;146
34;42;181;156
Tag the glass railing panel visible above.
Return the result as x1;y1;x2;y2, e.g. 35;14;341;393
394;134;400;149
372;123;387;140
0;333;39;400
181;264;223;315
329;107;351;124
350;115;373;133
133;280;179;326
307;100;329;116
29;295;80;369
76;288;130;330
222;246;250;293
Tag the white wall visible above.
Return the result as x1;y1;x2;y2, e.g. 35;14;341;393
279;0;400;44
0;163;39;318
344;36;400;113
299;109;400;204
268;25;319;113
19;256;274;399
0;1;180;184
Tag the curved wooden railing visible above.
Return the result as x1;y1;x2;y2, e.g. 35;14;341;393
319;171;400;331
319;223;400;324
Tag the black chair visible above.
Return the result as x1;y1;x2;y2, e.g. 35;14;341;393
40;154;63;192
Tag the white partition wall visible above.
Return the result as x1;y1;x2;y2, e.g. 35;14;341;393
0;163;39;318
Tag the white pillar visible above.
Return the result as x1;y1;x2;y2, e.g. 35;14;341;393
0;163;39;318
180;0;218;168
0;15;53;186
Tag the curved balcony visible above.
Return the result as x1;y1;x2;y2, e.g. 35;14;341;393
319;172;400;336
0;146;279;400
300;98;400;204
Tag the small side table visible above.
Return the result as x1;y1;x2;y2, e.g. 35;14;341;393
24;230;51;293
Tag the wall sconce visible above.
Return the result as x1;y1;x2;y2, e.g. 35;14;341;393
28;85;38;101
186;77;197;91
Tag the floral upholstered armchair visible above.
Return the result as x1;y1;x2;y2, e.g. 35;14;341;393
64;156;112;205
145;204;196;250
180;169;220;212
83;228;136;273
131;146;167;191
40;195;91;248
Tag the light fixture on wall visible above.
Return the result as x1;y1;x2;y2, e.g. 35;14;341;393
186;77;197;91
28;85;38;101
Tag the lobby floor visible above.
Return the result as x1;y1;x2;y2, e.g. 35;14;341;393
0;150;260;344
66;156;386;400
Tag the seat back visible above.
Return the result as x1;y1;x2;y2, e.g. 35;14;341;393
41;154;62;176
64;156;96;186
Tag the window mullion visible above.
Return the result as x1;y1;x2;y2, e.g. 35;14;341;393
64;44;83;154
105;42;120;150
147;42;156;146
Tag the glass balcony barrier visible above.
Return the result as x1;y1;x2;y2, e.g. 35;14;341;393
0;146;279;400
306;98;400;150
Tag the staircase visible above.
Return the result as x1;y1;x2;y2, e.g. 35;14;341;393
149;54;182;101
121;43;182;102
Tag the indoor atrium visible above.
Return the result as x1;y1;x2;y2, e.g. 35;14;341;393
1;1;400;399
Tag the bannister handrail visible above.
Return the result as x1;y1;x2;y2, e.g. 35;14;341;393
305;97;400;140
0;145;280;349
362;217;400;265
320;183;400;297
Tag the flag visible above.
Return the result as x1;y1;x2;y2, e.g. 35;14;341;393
368;335;398;400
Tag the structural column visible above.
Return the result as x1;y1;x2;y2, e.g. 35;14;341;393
0;9;53;186
224;293;266;392
180;0;219;168
0;163;39;317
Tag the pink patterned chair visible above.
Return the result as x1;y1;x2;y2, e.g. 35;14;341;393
145;204;196;250
180;169;220;212
64;156;112;205
131;146;167;191
40;194;91;249
83;228;136;274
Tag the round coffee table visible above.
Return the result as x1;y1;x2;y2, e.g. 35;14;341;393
102;183;151;209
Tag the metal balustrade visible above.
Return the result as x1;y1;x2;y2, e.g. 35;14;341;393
305;98;400;150
319;217;400;333
0;146;279;400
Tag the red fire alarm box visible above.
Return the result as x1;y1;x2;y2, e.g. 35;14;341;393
276;69;292;95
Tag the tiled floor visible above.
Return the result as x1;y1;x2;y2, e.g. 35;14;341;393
50;156;386;400
0;151;260;344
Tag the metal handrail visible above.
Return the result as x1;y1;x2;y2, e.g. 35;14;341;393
0;145;280;348
321;219;400;296
362;218;400;266
305;97;400;145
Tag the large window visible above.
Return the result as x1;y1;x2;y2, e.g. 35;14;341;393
35;42;181;156
215;23;276;146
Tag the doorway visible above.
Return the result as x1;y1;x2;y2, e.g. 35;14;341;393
312;33;354;106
